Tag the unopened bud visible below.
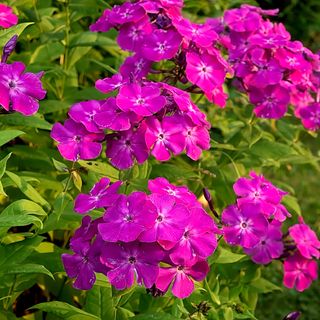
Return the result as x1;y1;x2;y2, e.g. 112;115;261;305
1;35;18;63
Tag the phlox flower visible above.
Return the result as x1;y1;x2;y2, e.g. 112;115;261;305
283;252;318;292
299;103;320;131
51;119;104;161
98;192;157;242
74;177;122;214
155;256;209;299
95;74;126;94
145;115;186;161
0;62;46;116
0;4;18;28
222;203;268;248
289;217;320;259
108;2;146;25
100;242;164;290
120;54;152;80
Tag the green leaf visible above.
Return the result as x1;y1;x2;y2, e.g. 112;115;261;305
84;285;115;320
212;248;247;264
32;302;99;320
282;195;301;215
223;307;234;320
0;22;34;48
78;160;119;180
250;278;282;294
0;130;25;147
132;313;177;320
0;114;52;130
5;171;50;208
0;264;54;279
0;153;11;179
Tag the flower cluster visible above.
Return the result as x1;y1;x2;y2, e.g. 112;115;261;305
0;35;46;116
62;177;219;298
221;5;320;129
222;171;320;292
51;81;211;168
222;171;289;264
0;4;18;29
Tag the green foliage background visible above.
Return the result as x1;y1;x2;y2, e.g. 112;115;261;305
0;0;319;319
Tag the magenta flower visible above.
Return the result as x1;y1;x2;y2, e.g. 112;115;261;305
244;221;284;264
0;4;18;28
68;100;103;133
120;54;152;80
224;8;262;32
155;256;209;299
116;83;166;116
170;207;218;261
283;252;318;292
74;177;122;214
140;194;190;248
140;29;182;62
98;192;157;242
299;103;320;131
100;242;164;290
145;116;186;161
90;9;113;32
289;217;320;259
186;51;226;93
51;119;104;161
148;177;198;207
222;203;268;248
0;62;46;116
117;17;153;51
106;125;148;169
173;18;218;47
95;74;126;94
94;97;135;131
249;84;290;119
108;2;146;25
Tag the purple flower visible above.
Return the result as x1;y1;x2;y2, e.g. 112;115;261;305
94;97;135;131
289;217;320;259
108;3;146;25
2;35;18;63
100;242;164;290
74;177;122;214
98;192;157;242
51;119;104;161
90;9;113;32
0;4;18;28
299;103;320;131
249;84;290;119
145;115;186;161
120;54;152;80
0;62;46;116
155;256;209;299
224;8;262;32
186;51;226;93
170;207;218;261
173;18;218;47
106;125;149;169
116;83;166;116
117;17;153;51
140;29;182;62
222;203;268;248
244;221;284;264
140;194;190;248
68;100;103;133
95;74;126;94
283;252;318;292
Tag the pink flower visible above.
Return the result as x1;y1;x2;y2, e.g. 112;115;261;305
145;116;186;161
222;203;268;248
224;8;262;32
186;51;226;93
108;3;146;25
120;54;152;80
94;97;135;131
283;252;318;292
68;100;103;133
289;217;320;259
101;242;164;290
155;256;209;299
90;9;113;32
0;4;18;28
95;74;126;94
106;125;149;169
98;192;157;242
0;62;46;116
74;177;122;214
51;119;104;161
140;194;190;248
140;29;182;62
116;83;166;116
299;103;320;131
